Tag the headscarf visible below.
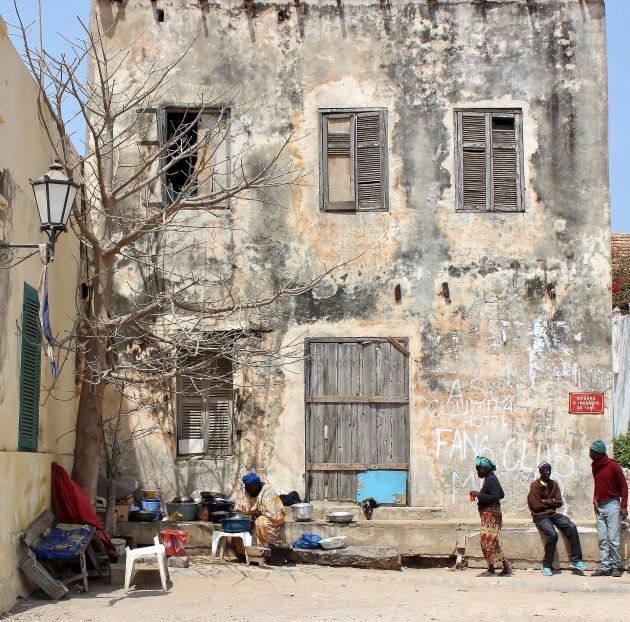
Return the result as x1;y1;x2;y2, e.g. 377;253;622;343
538;462;552;475
475;456;496;471
590;439;606;454
242;472;261;485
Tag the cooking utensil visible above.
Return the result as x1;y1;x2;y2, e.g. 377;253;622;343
165;502;199;521
200;499;235;515
325;511;354;523
319;535;348;550
130;509;160;522
291;502;313;521
220;517;252;533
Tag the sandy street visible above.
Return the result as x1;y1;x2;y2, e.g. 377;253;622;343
3;560;630;622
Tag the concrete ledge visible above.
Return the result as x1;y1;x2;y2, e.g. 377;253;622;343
116;518;630;566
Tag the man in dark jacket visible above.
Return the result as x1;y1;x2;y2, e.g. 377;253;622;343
589;439;629;577
527;462;586;576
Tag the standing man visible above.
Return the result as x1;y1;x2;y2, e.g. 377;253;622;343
589;439;628;577
527;462;586;576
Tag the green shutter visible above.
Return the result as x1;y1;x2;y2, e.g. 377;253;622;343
18;283;41;452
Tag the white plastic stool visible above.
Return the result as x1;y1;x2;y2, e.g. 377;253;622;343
124;535;170;592
211;531;252;562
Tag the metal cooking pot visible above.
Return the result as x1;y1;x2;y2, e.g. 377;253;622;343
291;503;313;521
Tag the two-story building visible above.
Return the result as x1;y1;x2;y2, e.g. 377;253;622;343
91;0;611;522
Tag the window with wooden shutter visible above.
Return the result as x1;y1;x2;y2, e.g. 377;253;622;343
320;109;388;212
176;355;234;457
18;283;41;452
455;109;524;212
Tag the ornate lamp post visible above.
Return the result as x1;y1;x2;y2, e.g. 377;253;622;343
0;161;78;267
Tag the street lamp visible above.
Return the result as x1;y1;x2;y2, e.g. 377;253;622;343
0;161;79;267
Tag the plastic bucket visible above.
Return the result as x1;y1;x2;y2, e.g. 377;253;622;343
161;530;188;556
111;537;127;558
141;498;161;513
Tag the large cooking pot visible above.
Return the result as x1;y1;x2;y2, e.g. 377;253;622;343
200;498;235;514
291;503;313;521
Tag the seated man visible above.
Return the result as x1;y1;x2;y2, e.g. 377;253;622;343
234;472;285;547
527;462;586;576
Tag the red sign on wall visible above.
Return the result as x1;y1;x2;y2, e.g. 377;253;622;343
569;393;604;414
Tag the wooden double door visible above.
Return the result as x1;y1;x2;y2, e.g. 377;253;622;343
305;338;410;502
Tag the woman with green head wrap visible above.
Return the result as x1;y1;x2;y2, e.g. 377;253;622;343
470;456;512;576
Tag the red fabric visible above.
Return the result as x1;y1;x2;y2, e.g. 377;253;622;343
51;462;116;559
592;455;629;510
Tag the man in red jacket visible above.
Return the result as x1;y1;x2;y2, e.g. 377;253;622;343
527;462;586;576
589;439;628;577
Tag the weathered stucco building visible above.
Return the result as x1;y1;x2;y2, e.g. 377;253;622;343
92;0;611;521
0;15;80;613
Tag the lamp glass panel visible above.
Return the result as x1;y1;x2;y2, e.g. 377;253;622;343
33;183;50;225
47;183;71;224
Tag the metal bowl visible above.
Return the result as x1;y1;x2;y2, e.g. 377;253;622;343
325;511;354;523
320;535;348;550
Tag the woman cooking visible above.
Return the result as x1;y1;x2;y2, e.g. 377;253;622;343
469;456;512;577
234;472;285;547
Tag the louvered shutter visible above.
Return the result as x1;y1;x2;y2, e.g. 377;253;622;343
177;355;234;456
323;114;355;211
205;357;233;457
18;283;41;452
491;115;520;211
178;375;205;454
356;111;387;211
459;111;488;211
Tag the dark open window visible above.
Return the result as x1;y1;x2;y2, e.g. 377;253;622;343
176;355;234;457
320;109;388;212
160;108;230;205
455;109;524;212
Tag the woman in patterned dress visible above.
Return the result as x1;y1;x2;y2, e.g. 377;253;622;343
234;472;286;547
469;456;513;576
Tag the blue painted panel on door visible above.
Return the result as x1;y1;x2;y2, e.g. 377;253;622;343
356;470;407;505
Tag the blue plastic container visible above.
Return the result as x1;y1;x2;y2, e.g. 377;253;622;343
140;498;161;514
220;517;252;533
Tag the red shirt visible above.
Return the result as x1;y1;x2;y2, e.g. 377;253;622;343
592;455;628;511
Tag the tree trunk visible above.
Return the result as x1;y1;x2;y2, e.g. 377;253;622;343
72;378;105;498
104;471;118;535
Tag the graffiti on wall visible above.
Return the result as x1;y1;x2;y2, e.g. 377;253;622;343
427;378;513;430
426;377;578;511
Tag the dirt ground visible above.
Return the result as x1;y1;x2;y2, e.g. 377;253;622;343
4;559;630;622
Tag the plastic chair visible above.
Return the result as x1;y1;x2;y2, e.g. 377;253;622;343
211;531;252;562
124;535;170;592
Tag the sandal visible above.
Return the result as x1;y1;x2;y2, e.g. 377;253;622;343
499;564;513;576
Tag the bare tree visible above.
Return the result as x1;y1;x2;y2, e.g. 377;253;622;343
14;9;342;503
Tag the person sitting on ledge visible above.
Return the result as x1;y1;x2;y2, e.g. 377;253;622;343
527;462;587;576
234;472;285;547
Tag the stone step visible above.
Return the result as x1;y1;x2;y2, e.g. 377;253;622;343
287;503;445;521
290;545;402;570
